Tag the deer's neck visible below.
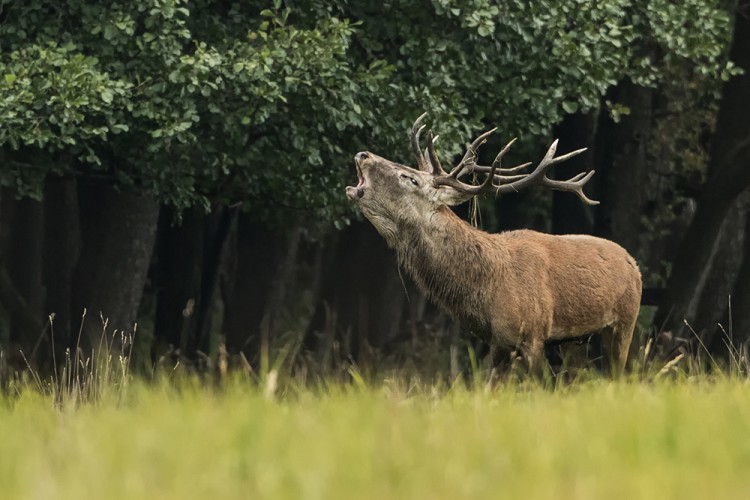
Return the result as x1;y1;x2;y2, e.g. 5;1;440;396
393;206;501;327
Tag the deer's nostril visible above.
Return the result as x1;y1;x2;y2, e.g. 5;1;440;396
355;152;369;162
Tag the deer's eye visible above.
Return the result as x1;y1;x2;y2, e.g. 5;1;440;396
401;174;419;187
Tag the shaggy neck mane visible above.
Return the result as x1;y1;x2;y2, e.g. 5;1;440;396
392;205;502;327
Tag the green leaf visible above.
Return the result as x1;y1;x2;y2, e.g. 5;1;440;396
562;101;579;114
101;89;113;104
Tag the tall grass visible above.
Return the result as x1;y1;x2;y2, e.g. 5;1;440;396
2;315;750;499
2;375;750;499
2;310;135;407
3;312;750;408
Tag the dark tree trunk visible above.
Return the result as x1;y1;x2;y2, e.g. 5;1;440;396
153;206;238;359
72;180;160;350
657;189;747;331
153;208;205;357
42;176;80;349
594;80;654;256
692;192;749;343
655;2;750;331
2;195;45;352
0;190;45;355
723;196;750;345
192;207;237;355
552;112;598;235
302;230;340;354
303;222;408;366
222;217;284;361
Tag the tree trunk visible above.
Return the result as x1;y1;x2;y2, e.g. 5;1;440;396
192;207;237;355
2;194;45;352
655;2;750;332
153;208;205;357
42;176;80;349
302;230;339;355
152;206;236;359
594;80;654;256
657;189;745;331
222;217;287;362
723;194;750;346
691;191;749;343
72;180;160;350
303;222;408;366
552;111;597;235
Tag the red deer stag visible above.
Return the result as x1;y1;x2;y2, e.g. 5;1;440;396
345;113;641;375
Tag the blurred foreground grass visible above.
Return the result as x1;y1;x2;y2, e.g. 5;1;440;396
1;376;750;499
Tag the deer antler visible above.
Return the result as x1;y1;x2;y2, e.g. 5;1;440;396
412;113;448;176
427;126;599;206
425;130;446;176
447;128;497;179
409;113;598;205
411;113;431;173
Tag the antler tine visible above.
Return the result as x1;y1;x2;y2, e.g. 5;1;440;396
563;171;589;183
539;170;600;205
542;143;588;168
499;162;533;174
411;112;430;172
491;174;528;187
457;137;536;178
470;161;532;177
423;136;437;172
425;130;446;175
448;128;497;178
469;136;518;182
488;136;517;172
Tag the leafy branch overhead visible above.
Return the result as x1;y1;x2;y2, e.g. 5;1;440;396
0;0;736;220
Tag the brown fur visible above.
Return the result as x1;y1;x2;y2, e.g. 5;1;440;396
346;152;642;375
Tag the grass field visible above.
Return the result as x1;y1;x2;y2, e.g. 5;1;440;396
1;372;750;500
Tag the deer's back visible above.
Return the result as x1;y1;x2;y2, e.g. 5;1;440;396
491;230;641;339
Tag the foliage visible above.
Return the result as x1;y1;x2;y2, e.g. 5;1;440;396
0;0;736;220
0;0;383;218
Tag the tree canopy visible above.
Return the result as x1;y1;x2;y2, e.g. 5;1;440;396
0;0;735;220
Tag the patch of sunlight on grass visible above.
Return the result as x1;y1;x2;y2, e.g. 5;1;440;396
1;379;750;499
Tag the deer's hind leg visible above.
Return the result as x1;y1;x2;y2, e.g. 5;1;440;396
601;312;638;377
518;337;547;379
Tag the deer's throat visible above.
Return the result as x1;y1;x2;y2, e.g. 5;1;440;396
394;209;493;325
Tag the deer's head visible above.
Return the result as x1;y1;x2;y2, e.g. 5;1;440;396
346;151;471;227
346;113;599;240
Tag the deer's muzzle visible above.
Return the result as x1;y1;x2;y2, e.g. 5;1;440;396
346;153;368;201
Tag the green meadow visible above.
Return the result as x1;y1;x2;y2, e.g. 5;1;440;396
1;374;749;500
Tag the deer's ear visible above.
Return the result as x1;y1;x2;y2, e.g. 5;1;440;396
433;186;473;206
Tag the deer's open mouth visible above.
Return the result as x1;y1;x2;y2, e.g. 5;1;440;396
346;157;367;201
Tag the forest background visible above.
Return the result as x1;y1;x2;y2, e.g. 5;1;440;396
1;0;749;377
